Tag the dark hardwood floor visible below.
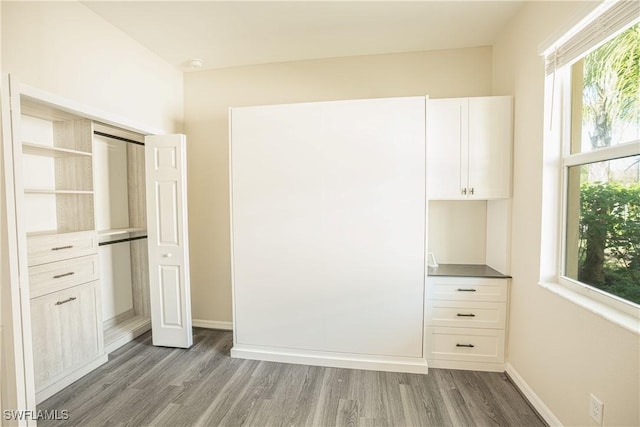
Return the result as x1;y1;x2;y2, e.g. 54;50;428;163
39;328;546;427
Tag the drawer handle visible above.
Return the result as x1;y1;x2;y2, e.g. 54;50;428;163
53;272;75;279
55;297;77;306
456;344;475;348
456;313;476;317
51;245;73;251
457;288;477;292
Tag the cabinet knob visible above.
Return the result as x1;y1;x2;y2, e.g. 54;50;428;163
163;253;172;258
469;187;475;195
461;188;467;195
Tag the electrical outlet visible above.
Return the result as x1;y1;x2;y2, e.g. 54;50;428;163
590;394;604;426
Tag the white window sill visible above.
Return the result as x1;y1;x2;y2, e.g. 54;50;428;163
538;281;640;335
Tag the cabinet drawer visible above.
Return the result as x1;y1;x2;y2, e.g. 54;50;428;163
426;300;506;329
29;255;99;298
30;281;103;391
27;231;98;266
426;277;508;302
425;327;504;363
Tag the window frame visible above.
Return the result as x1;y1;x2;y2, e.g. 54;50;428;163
550;42;640;320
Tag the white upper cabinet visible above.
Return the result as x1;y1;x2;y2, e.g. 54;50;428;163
427;96;512;200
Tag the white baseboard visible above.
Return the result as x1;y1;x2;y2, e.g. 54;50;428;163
505;362;563;426
231;344;428;374
192;319;233;331
427;359;505;372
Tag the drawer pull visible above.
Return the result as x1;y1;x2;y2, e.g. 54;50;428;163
456;313;476;317
456;343;475;348
457;288;477;292
53;272;75;279
55;297;77;306
51;245;73;251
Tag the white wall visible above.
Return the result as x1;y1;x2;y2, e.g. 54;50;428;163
428;201;487;265
492;2;640;426
1;1;183;133
185;47;493;324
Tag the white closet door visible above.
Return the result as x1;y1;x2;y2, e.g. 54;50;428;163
231;97;426;358
144;134;193;348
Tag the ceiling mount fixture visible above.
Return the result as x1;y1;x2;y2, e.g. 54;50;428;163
184;58;204;69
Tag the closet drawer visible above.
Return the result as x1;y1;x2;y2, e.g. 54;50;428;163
29;255;99;298
426;300;506;329
28;231;98;266
425;327;505;364
30;281;103;392
426;277;508;302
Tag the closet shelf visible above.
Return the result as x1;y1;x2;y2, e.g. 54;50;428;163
97;227;146;237
23;142;92;158
24;189;94;195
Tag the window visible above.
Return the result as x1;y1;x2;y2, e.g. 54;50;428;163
563;25;640;307
544;1;640;316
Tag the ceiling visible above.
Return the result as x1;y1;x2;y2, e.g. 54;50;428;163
82;1;525;71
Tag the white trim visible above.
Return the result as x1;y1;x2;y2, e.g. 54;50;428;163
19;83;164;136
426;359;505;372
231;344;428;374
505;363;563;427
563;141;640;167
539;281;639;334
192;319;233;331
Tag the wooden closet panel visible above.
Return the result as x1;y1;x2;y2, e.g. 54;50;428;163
53;119;93;152
55;194;95;232
127;144;147;229
130;239;151;317
54;157;93;191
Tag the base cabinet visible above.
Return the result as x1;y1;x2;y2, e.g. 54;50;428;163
30;281;103;392
425;276;509;371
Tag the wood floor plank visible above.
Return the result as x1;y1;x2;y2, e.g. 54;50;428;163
37;329;547;427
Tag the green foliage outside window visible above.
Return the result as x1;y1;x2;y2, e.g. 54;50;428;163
578;181;640;305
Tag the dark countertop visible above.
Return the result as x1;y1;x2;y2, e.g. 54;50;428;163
427;263;511;278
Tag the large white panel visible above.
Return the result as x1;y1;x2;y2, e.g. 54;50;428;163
231;97;425;358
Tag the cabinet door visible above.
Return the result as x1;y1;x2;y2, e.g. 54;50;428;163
30;281;102;390
144;134;193;348
427;98;468;199
468;97;512;199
